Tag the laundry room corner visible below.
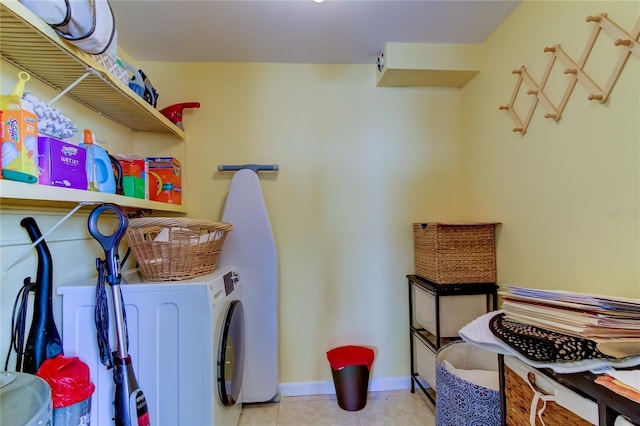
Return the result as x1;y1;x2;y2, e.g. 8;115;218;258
132;60;466;393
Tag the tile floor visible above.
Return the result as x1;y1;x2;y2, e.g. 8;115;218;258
238;390;436;426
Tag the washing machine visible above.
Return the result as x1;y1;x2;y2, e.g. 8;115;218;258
57;266;245;426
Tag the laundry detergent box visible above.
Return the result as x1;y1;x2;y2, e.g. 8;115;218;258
0;111;3;179
1;107;39;183
122;175;146;199
118;156;148;199
147;157;181;204
37;136;87;189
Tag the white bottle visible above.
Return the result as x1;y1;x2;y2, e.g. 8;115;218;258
83;129;98;191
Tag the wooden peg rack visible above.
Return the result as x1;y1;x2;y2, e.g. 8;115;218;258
499;13;639;135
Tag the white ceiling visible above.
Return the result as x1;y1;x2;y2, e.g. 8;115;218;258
110;0;521;64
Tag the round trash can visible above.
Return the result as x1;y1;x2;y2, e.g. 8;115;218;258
36;356;95;426
435;341;501;426
326;345;374;411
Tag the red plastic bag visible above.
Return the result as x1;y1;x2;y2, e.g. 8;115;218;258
327;345;375;371
36;355;95;408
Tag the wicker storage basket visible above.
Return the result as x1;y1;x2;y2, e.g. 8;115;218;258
504;365;593;426
125;217;233;281
413;222;498;284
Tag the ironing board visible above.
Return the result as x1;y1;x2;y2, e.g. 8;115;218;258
218;168;279;403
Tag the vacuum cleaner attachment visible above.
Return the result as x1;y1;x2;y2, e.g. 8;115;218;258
159;102;200;130
18;217;63;374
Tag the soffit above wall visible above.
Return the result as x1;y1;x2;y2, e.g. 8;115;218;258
376;43;483;87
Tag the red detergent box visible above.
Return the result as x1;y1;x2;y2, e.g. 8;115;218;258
147;157;181;205
118;156;148;199
38;137;87;189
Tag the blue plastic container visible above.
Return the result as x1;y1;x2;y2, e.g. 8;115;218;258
79;143;115;193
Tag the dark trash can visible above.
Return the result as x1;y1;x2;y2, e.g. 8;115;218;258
326;345;374;411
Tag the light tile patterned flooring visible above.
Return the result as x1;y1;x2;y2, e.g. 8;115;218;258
238;390;436;426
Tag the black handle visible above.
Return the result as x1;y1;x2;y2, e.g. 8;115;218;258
88;204;128;285
20;217;63;373
109;155;124;195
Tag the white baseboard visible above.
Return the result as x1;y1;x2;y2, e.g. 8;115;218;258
278;376;412;397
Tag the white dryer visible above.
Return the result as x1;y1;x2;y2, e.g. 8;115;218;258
57;266;245;426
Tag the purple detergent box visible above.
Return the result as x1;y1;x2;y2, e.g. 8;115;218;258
38;136;87;189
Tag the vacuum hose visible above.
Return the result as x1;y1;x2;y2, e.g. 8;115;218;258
20;217;63;374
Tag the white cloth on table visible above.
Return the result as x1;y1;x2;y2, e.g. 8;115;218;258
458;310;640;374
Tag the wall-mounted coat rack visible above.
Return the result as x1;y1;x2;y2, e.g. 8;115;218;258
499;13;640;134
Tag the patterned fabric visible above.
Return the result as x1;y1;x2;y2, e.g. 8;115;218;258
435;343;501;426
489;313;610;362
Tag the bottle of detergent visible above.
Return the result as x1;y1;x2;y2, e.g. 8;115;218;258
81;129;116;193
83;129;98;191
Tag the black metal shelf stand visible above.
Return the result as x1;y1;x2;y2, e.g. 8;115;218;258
407;274;498;404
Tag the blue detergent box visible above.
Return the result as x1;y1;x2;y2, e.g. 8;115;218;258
38;136;87;189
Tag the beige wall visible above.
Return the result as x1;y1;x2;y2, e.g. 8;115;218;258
133;62;465;384
461;0;639;298
1;60;465;384
1;0;638;390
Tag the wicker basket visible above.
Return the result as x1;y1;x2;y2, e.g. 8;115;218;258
504;366;592;426
413;222;498;284
125;217;233;281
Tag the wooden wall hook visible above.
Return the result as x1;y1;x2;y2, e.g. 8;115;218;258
585;13;606;23
614;39;632;46
500;12;635;135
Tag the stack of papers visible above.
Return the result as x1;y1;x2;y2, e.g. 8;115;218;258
500;286;640;358
594;368;640;403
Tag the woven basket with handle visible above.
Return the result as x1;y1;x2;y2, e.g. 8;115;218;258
505;366;592;426
125;217;233;281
